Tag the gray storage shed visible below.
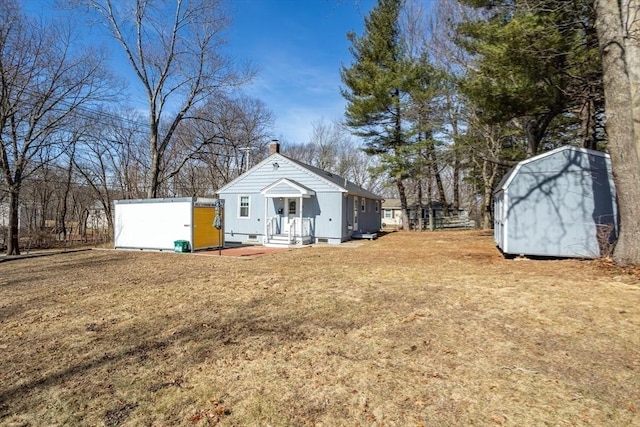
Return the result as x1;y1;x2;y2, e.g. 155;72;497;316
494;146;618;258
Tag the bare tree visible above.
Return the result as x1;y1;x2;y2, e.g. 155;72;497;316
73;109;149;236
175;94;274;192
0;0;113;255
74;0;255;198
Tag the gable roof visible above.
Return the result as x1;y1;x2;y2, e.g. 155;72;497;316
218;153;382;200
494;145;610;194
261;178;315;198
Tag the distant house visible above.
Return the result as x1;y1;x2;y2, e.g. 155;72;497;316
494;146;618;258
86;201;110;231
217;141;382;246
381;199;470;229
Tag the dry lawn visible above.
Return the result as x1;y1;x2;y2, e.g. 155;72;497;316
1;230;639;426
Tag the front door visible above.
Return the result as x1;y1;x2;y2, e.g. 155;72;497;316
284;198;298;236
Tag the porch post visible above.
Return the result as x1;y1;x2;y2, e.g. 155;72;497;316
264;196;268;244
300;196;304;238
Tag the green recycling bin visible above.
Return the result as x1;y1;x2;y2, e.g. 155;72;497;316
174;240;190;253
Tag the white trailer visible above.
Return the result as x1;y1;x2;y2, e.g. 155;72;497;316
114;197;224;252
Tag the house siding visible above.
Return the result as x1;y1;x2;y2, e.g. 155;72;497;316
219;154;382;245
223;156;340;194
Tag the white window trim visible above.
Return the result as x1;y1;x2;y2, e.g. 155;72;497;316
238;195;250;219
360;198;366;212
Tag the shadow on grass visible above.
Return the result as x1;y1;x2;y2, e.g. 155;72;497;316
0;299;312;414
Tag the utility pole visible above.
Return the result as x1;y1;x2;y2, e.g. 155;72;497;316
239;146;253;173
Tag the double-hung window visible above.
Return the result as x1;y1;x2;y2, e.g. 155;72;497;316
239;196;250;218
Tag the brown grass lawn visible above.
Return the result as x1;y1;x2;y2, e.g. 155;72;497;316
1;230;639;426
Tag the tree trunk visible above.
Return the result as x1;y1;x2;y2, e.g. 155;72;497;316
579;98;598;150
480;158;499;230
7;187;21;255
59;149;76;242
416;181;424;231
522;114;555;158
148;149;161;199
452;147;460;215
425;142;447;216
595;0;640;264
432;161;448;216
397;176;410;231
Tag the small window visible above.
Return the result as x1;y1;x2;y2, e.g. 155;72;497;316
384;210;391;218
288;200;297;215
239;195;250;218
360;198;366;212
375;201;379;213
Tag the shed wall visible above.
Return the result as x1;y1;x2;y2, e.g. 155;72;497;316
499;148;617;258
114;200;192;251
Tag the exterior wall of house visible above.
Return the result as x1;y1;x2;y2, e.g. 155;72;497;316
224;156;340;194
313;192;344;243
358;197;382;233
220;155;349;244
497;147;617;258
219;155;382;245
223;192;266;243
382;208;402;228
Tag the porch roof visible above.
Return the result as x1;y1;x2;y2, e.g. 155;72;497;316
260;178;316;198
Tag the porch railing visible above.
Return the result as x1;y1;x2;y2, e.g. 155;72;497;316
266;216;278;241
265;217;312;245
289;217;312;244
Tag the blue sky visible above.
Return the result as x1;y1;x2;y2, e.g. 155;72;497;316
25;0;376;144
225;0;375;143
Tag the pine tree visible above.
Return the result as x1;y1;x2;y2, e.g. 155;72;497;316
340;0;418;228
457;0;603;157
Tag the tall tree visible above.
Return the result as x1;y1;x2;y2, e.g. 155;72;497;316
341;0;419;228
594;0;640;264
0;0;112;255
182;94;274;190
75;0;254;198
457;0;603;157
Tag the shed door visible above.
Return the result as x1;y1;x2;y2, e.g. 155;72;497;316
193;206;222;249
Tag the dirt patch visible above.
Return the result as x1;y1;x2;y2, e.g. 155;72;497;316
0;230;639;426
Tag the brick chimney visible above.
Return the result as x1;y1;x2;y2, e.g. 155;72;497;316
269;139;280;155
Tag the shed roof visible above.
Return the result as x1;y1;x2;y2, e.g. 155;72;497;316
494;146;610;195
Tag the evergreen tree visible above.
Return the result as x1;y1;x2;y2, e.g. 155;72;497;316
456;0;603;157
340;0;420;228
